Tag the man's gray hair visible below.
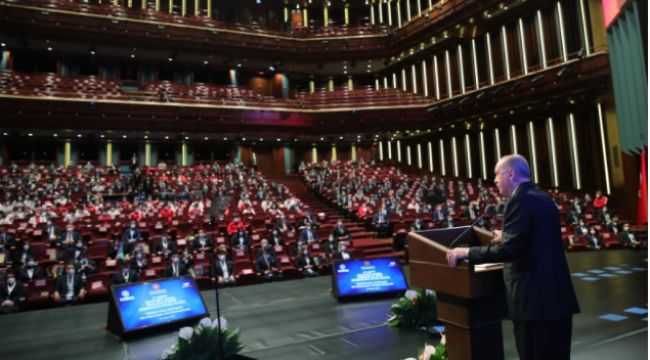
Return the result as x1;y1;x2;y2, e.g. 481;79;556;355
500;154;531;180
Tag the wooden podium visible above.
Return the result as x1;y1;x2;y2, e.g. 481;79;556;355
408;226;506;360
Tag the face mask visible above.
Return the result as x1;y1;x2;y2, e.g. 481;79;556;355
24;245;30;251
340;247;346;252
172;258;179;264
76;243;83;249
7;278;15;285
218;255;226;261
67;269;75;276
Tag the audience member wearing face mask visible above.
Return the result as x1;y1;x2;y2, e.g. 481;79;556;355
53;263;87;305
0;272;24;314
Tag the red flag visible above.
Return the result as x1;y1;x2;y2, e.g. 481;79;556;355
638;147;648;224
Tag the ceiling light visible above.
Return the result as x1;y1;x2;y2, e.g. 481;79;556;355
100;134;105;138
242;137;246;141
144;135;148;139
204;137;209;140
203;60;208;65
0;43;5;47
47;47;52;51
122;135;127;138
28;133;33;137
2;133;7;136
131;54;135;58
53;134;58;137
164;136;169;139
77;134;82;138
90;50;95;55
276;138;281;142
184;136;189;140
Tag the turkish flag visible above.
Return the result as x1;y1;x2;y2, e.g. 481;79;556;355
638;147;648;225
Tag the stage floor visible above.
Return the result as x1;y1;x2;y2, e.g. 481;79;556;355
0;250;646;360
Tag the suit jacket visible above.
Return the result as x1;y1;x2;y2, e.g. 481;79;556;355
254;254;277;273
468;182;580;321
330;226;350;239
213;260;234;278
153;239;176;255
19;266;45;284
111;269;140;285
163;263;188;278
0;282;24;303
192;235;213;251
299;229;318;242
54;274;85;298
59;231;81;245
230;234;251;249
122;228;142;243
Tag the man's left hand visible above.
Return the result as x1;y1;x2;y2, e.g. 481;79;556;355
446;248;470;268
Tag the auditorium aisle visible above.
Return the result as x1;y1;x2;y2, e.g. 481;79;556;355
270;175;403;261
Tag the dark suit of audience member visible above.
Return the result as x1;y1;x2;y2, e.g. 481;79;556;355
0;275;24;314
43;223;60;248
230;230;251;251
299;226;318;243
372;211;391;238
334;246;352;261
618;226;641;250
130;253;148;273
330;223;350;240
267;231;285;247
59;229;81;248
111;267;139;285
322;237;339;257
0;229;14;252
53;268;86;305
192;233;213;253
274;217;293;234
566;210;580;226
296;251;319;277
76;255;97;281
163;258;188;278
432;207;447;222
255;251;281;281
153;236;176;258
122;226;142;244
13;243;34;267
213;254;235;286
586;229;602;250
410;219;425;231
19;260;45;284
108;240;134;261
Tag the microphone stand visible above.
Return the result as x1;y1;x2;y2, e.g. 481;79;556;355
448;214;487;249
210;191;224;360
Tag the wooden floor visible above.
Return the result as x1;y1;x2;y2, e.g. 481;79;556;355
0;249;646;360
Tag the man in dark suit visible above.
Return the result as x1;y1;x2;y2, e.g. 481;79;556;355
111;261;139;285
255;247;281;281
192;229;213;253
330;219;350;241
122;221;142;244
618;223;642;250
60;224;81;249
446;155;579;360
19;258;46;284
43;221;60;248
163;254;188;278
0;272;24;313
53;263;87;305
153;233;176;258
213;251;236;286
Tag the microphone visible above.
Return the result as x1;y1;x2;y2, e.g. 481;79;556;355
448;213;487;249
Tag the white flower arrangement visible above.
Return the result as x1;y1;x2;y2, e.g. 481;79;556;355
161;317;244;360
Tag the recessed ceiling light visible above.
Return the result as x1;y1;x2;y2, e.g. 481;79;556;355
144;135;148;139
184;136;189;140
0;43;5;47
77;134;82;138
276;138;281;142
28;133;33;137
53;134;58;137
339;136;343;140
47;47;52;51
259;138;264;141
2;133;7;136
242;137;246;141
164;136;169;139
203;60;208;65
100;134;105;138
320;137;324;141
204;137;209;140
131;54;135;58
90;50;95;55
223;137;228;141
